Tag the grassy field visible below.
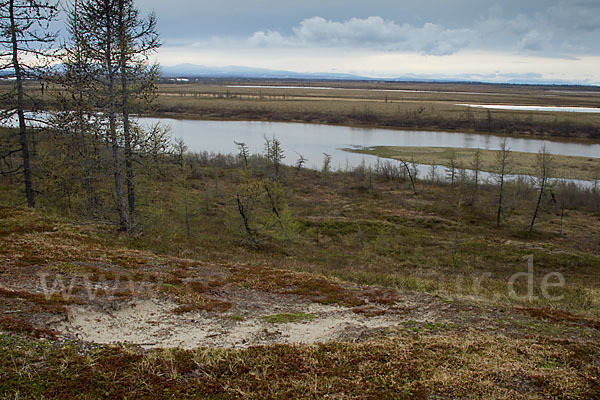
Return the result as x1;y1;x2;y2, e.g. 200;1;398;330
3;80;600;139
157;80;600;107
346;145;600;181
151;80;600;139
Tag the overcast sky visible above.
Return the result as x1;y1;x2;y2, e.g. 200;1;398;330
138;0;600;84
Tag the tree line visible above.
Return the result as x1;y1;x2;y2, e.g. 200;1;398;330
0;0;161;231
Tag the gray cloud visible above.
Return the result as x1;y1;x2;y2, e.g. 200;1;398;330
473;1;600;55
141;0;600;84
547;0;600;32
239;1;600;57
249;16;473;56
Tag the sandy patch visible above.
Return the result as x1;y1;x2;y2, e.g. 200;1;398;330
54;297;416;349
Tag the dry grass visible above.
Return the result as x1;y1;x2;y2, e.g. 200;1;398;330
1;79;599;139
1;204;599;398
0;331;598;399
156;81;600;107
150;81;600;139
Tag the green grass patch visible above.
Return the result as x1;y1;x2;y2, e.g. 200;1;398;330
264;312;317;324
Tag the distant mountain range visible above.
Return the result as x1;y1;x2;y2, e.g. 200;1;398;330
0;63;595;86
160;64;368;81
160;64;599;86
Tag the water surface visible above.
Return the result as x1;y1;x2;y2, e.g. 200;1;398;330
457;104;600;113
139;118;600;172
227;85;511;96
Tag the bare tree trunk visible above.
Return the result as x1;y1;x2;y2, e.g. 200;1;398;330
470;148;482;205
119;0;135;218
236;193;257;246
472;148;481;187
122;72;135;217
10;0;35;208
496;171;504;226
559;198;565;235
529;145;552;233
495;138;511;226
529;179;545;233
264;182;282;226
447;151;457;186
105;2;128;231
400;159;417;195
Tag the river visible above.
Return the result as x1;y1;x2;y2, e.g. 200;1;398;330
11;112;597;185
138;118;599;187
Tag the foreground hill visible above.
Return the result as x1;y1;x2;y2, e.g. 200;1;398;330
1;207;599;399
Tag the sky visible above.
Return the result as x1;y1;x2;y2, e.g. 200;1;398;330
138;0;600;84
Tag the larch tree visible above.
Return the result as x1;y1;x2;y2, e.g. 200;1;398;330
495;137;512;226
72;0;160;230
0;0;59;207
446;150;457;186
471;148;482;187
54;0;103;217
76;0;129;230
116;0;160;218
470;147;482;204
529;144;553;233
398;158;417;195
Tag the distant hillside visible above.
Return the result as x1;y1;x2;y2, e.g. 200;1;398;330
159;64;598;86
160;64;368;80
